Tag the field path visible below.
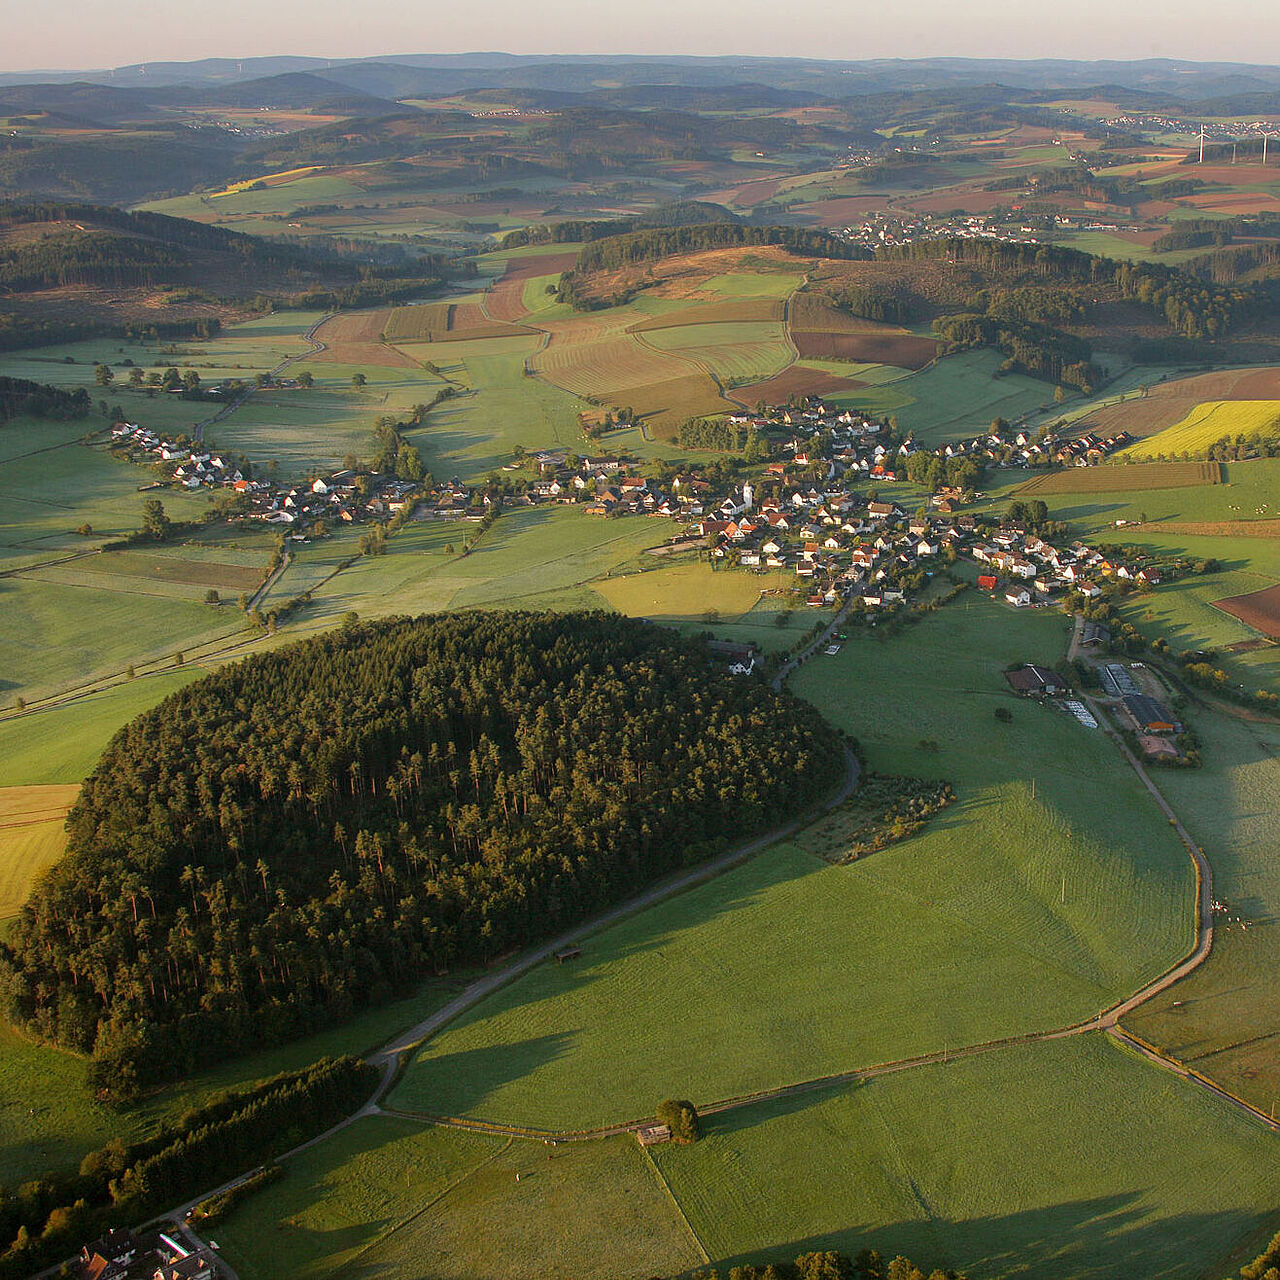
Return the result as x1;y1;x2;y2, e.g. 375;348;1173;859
194;313;331;444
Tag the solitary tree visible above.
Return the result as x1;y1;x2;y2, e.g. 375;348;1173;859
351;372;367;390
142;498;172;542
297;370;314;388
94;364;114;387
656;1098;700;1143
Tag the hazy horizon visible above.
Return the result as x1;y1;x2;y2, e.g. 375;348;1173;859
6;0;1280;77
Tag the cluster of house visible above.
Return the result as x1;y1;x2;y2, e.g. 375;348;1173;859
1052;429;1132;467
78;1228;214;1280
970;529;1161;609
109;422;418;527
837;212;1038;249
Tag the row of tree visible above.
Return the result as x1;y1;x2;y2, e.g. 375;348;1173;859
0;376;90;422
0;612;844;1092
0;1056;376;1278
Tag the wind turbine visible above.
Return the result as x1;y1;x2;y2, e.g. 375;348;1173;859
1199;123;1206;164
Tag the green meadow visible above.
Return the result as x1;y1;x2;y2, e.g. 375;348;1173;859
215;1120;701;1280
833;349;1052;444
655;1034;1280;1280
1123;709;1280;1115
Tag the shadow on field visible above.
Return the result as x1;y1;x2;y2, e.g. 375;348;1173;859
396;1031;575;1118
710;1199;1266;1280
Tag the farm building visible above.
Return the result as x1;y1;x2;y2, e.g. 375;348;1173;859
636;1123;672;1147
1122;695;1181;735
1102;664;1141;697
1081;621;1112;648
1005;665;1067;696
1139;734;1180;759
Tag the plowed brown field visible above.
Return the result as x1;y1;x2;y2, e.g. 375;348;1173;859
1215;583;1280;637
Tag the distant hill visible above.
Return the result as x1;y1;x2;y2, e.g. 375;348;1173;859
8;54;1280;101
0;201;450;349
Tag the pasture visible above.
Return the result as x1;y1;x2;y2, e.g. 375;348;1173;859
655;1034;1280;1280
1119;400;1280;459
389;598;1191;1131
834;349;1052;444
261;507;668;628
1122;710;1280;1116
216;1120;701;1280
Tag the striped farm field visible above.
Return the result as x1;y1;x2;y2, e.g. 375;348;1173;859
383;301;532;344
788;294;939;368
1016;461;1221;494
382;303;453;341
1120;401;1280;459
643;320;794;385
310;311;423;368
628;298;785;332
793;327;939;368
0;784;77;918
486;250;580;322
735;363;866;405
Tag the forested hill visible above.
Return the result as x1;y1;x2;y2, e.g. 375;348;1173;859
0;612;844;1095
0;201;455;351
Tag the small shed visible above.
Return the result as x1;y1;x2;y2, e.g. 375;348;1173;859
636;1123;672;1147
554;946;582;964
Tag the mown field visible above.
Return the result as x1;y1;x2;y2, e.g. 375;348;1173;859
389;598;1191;1131
1016;461;1221;494
1123;710;1280;1116
654;1034;1280;1280
1119;400;1280;460
594;560;779;624
216;1119;702;1280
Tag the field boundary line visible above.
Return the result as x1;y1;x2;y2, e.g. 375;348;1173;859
319;1136;515;1280
639;1143;711;1266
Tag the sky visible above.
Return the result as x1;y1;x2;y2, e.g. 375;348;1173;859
4;0;1280;72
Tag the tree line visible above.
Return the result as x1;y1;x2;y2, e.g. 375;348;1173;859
0;612;844;1093
0;376;90;422
0;1056;376;1278
687;1247;962;1280
931;312;1098;391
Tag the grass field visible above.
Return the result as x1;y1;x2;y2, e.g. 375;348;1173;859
654;1034;1280;1280
258;507;668;630
1119;401;1280;460
1016;462;1221;494
1123;710;1280;1115
389;598;1191;1131
216;1119;702;1280
831;349;1052;444
594;561;779;624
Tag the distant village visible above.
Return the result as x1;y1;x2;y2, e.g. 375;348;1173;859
108;394;1158;623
